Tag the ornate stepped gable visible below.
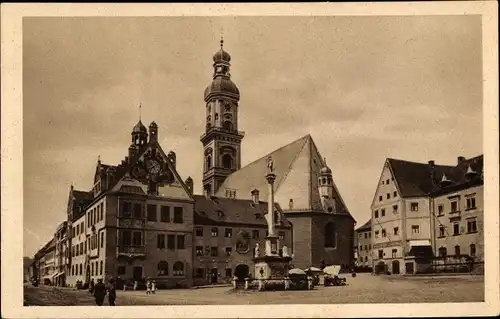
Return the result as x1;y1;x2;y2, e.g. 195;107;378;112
215;134;354;219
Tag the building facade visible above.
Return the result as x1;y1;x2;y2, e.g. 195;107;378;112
354;219;372;271
370;155;484;275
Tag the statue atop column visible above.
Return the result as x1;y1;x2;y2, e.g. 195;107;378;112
267;156;274;173
254;243;260;258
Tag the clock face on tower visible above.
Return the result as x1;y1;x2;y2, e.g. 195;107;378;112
146;159;161;175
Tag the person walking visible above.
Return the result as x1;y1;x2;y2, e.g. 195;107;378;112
107;279;116;306
146;278;152;295
93;279;107;306
151;280;156;294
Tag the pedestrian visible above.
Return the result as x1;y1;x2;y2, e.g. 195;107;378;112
133;280;138;291
107;279;116;306
93;279;107;306
146;278;152;295
151;280;156;294
89;278;95;295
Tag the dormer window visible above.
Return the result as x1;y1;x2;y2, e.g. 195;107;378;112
217;210;225;218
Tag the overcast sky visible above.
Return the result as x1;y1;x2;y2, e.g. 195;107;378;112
23;16;482;256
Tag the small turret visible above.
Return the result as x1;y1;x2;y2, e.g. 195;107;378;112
149;121;158;143
318;158;336;213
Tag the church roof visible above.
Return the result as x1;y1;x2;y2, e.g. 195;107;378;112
216;134;353;219
193;195;291;227
387;155;483;197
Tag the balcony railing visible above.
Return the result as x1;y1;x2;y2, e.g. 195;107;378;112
117;246;146;256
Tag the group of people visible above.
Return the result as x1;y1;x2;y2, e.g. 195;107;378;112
88;278;116;306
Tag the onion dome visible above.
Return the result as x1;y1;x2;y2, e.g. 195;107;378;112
204;77;240;101
213;38;231;62
320;158;332;175
132;120;147;134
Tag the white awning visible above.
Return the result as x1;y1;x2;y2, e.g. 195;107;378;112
409;239;431;247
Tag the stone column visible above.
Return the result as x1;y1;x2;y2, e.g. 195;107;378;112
266;172;276;237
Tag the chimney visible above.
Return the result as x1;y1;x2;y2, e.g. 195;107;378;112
457;156;466;165
251;189;260;204
289;199;294;210
428;160;436;184
428;160;435;168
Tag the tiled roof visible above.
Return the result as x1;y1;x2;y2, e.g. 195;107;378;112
216;134;353;219
356;218;371;231
388;155;483;197
193;195;291;227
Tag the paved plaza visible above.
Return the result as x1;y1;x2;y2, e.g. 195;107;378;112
24;273;484;306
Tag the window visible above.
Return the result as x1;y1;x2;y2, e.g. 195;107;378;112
91;263;94;276
279;231;285;240
466;197;476;210
438;204;444;215
195;227;203;237
393;205;398;214
79;264;82;276
453;223;460;236
451;201;458;213
100;232;104;248
364;233;368;239
378;250;383;259
224;228;232;238
391;249;397;258
374;210;379;218
122;202;131;217
393;191;397;198
160;206;170;222
173;207;183;223
157;234;165;249
369;232;372;238
211;227;219;237
157;261;168;276
225;247;232;256
393;227;399;236
364;245;368;250
133;203;143;219
222;154;233;169
117;266;126;275
369;244;371;249
100;203;104;221
411;225;420;234
97;206;100;222
177;235;185;249
375;231;379;238
252;230;259;239
379;195;382;202
467;219;477;233
167;235;175;250
76;245;79;256
381;209;385;217
132;232;142;246
195;246;203;256
470;244;476;257
80;242;83;254
359;245;363;251
210;247;218;257
411;202;419;212
382;229;387;237
455;245;461;257
194;268;204;278
71;265;74;276
225;268;232;277
365;256;368;262
386;179;390;184
438;247;447;257
386;193;390;199
100;261;103;275
147;204;157;221
324;222;337;248
439;226;445;237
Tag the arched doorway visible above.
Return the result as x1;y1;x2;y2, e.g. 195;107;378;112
234;264;249;281
392;260;400;274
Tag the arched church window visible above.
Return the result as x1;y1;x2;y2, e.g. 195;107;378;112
223;121;233;131
322;178;327;185
222;154;233;169
207;115;211;122
215;113;219;121
324;222;337;248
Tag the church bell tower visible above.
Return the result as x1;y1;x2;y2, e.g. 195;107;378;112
201;37;244;196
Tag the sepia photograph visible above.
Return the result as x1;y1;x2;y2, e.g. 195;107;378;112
1;2;499;318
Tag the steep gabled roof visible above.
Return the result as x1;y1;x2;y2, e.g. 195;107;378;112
387;155;483;198
216;134;353;219
193;195;291;227
356;218;372;232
